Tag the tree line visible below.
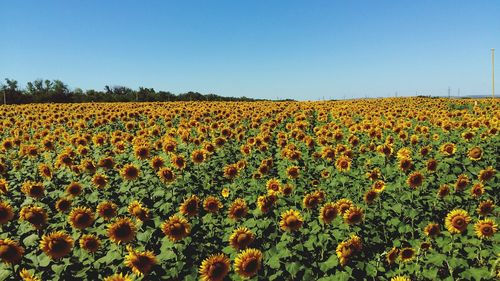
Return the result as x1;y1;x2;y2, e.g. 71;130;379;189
0;78;267;104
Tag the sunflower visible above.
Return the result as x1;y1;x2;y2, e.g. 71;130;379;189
124;246;157;276
426;159;438;172
161;215;190;242
437;184;450;198
234;248;263;279
286;166;300;179
156;167;175;184
180;195;201;217
420;241;432;251
19;205;47;229
21;181;45;199
372;180;385;192
396;147;412;159
221;188;230;198
280;183;293;196
120;164;140;180
470;182;484;198
97;201;118;220
40;231;73;259
336;198;353;215
0;201;14;225
399;247;416;263
445;209;471;234
98;156;115;169
364;189;378;204
386;247;399;265
474;219;497;239
128;201;150;221
257;194;277;214
133;144;150;160
171;154;186;170
280;209;303;232
335;155;351;172
223;164;239;179
407;171;424;189
424;222;440;238
0;179;7;195
454;174;469;192
92;174;108;189
150;156;164;170
468;146;482;161
107;217;136;244
477;200;495;216
66;182;83;197
398;158;413;172
344;206;364;225
55;198;72;213
103;273;132;281
478;166;495;182
19;268;41;281
316;203;337;225
303;192;322;209
366;168;381;181
266;178;281;193
336;235;362;266
228;198;248;221
191;149;207;164
38;163;52;179
391;276;411;281
321;146;336;161
440;142;456;156
68;206;95;229
204;196;223;213
199;254;231;281
79;234;100;253
0;238;24;264
229;227;254;250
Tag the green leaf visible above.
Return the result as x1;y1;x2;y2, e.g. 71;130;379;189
467;268;491;281
365;262;377;277
267;255;281;269
0;270;12;281
319;254;338;272
285;262;301;276
38;254;51;267
23;233;39;247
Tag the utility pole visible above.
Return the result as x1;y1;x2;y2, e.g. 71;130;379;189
492;48;495;98
448;87;451;98
3;90;5;105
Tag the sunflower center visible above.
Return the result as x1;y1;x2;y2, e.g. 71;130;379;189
76;213;90;225
208;262;226;278
115;224;132;238
401;249;413;259
324;208;336;219
286;216;299;228
237;234;250;245
170;223;184;235
243;258;259;273
51;239;68;253
26;211;44;225
133;255;153;271
0;208;8;218
349;213;361;222
481;226;492;235
84;239;98;249
453;218;465;227
0;245;16;259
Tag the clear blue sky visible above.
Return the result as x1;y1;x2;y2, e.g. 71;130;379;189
1;1;499;100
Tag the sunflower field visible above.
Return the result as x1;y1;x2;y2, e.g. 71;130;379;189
0;98;498;281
